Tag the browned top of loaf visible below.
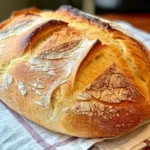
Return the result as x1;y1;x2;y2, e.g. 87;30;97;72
42;6;150;137
0;6;149;138
58;5;150;60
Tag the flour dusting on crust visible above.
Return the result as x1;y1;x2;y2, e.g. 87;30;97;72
17;81;27;96
0;73;13;90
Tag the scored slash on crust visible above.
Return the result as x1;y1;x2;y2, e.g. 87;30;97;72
77;63;144;104
0;5;149;138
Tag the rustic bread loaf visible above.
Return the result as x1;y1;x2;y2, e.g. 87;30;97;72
0;6;150;138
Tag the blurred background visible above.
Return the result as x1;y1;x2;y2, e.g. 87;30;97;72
0;0;150;21
0;0;150;31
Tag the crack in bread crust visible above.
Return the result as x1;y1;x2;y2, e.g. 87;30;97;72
0;20;67;76
0;6;149;138
79;63;144;103
23;20;68;53
57;5;150;66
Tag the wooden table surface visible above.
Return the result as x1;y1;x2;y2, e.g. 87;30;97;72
100;13;150;33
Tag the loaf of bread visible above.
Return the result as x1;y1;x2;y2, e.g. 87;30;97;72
0;6;150;138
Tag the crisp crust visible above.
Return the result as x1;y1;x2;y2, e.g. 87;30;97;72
23;20;67;53
0;6;150;138
79;63;144;103
58;5;150;63
0;7;41;31
58;5;111;29
62;102;149;137
11;7;41;17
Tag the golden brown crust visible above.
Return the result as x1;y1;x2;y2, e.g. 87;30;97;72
79;63;144;103
62;102;149;137
23;20;67;53
58;5;150;65
0;5;150;138
58;5;112;30
11;7;41;17
0;8;41;31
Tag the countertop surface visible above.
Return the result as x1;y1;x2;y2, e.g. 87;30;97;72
100;13;150;33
